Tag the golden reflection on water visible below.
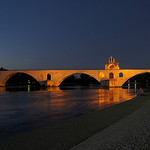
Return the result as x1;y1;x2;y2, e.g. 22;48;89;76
34;87;136;113
0;87;136;115
0;87;136;139
98;88;136;108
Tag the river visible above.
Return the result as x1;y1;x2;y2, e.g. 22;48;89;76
0;86;136;139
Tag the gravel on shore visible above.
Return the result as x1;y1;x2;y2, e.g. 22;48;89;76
70;96;150;150
0;93;150;150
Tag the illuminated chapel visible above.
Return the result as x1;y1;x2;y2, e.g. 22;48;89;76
105;56;120;70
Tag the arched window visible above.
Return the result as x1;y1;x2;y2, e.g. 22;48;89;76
109;65;114;69
109;73;114;79
47;74;51;80
119;72;123;77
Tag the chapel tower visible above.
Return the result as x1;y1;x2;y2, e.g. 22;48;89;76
105;56;119;70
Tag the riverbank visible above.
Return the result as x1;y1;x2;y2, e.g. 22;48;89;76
0;92;150;150
70;92;150;150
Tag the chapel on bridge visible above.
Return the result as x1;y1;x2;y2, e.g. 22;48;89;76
105;56;120;70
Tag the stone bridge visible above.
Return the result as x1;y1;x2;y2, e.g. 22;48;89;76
0;56;150;87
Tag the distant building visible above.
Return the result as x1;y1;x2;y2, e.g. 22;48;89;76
105;56;119;70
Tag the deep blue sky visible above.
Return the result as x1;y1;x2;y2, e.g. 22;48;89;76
0;0;150;70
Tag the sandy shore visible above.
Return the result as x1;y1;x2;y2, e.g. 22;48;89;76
0;92;150;150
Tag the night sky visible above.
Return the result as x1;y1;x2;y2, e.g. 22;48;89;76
0;0;150;70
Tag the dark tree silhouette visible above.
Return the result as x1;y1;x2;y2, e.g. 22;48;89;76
0;67;8;71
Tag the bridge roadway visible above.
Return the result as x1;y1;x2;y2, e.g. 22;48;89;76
0;69;150;87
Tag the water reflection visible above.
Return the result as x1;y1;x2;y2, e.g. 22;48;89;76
98;88;135;109
0;87;136;139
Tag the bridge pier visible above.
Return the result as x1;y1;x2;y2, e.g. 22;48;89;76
39;81;47;87
39;80;55;87
100;79;123;88
100;80;109;87
109;79;124;87
0;83;5;87
47;80;55;87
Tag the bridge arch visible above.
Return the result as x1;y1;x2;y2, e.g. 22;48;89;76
57;72;100;86
3;72;40;86
121;71;150;87
2;72;19;85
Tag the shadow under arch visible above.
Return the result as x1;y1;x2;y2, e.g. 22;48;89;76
122;72;150;88
5;72;40;88
59;73;100;86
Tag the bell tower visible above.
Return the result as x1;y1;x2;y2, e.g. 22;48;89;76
105;56;119;70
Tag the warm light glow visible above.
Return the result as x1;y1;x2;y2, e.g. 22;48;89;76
98;88;136;108
99;72;105;78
